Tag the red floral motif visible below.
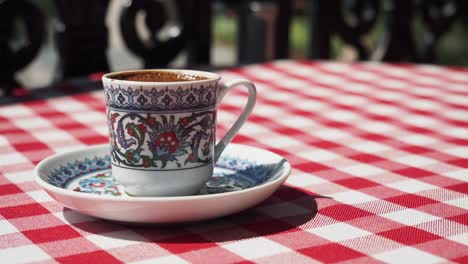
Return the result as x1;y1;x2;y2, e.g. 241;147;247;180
156;131;179;153
138;124;147;134
110;114;118;129
111;110;214;168
188;153;196;161
179;117;190;127
146;116;156;125
89;182;106;188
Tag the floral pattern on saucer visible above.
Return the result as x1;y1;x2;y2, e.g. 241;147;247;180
47;156;112;188
205;156;286;194
47;155;285;196
73;172;122;196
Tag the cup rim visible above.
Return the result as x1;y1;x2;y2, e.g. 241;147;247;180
102;69;221;86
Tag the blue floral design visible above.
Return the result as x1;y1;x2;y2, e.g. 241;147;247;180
47;154;286;196
161;94;173;106
117;94;125;104
137;95;148;106
47;156;112;188
74;172;121;196
170;87;190;105
205;91;213;102
104;83;217;111
122;88;139;105
143;88;165;105
187;93;196;104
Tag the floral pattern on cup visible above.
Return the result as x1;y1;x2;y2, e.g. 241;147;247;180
108;110;215;169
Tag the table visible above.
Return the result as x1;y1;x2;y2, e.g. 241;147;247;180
0;60;467;263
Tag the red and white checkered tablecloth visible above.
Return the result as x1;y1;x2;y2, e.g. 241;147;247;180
0;60;467;263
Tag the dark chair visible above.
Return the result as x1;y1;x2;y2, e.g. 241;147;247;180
53;0;213;82
0;0;46;95
308;0;468;62
0;0;292;97
5;0;464;98
235;0;291;63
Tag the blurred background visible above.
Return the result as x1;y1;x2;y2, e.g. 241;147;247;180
1;0;468;95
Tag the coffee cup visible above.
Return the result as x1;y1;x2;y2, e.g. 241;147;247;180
102;70;256;196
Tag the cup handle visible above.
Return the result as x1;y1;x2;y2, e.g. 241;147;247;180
214;79;257;163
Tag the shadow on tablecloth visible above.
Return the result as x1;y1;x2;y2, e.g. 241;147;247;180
64;185;329;243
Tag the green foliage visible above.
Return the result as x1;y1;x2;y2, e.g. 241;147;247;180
290;16;309;58
436;22;468;66
214;15;236;45
213;13;468;66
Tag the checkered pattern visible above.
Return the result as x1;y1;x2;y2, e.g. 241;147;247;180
0;61;467;263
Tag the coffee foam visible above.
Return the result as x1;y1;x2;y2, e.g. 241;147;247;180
109;71;208;82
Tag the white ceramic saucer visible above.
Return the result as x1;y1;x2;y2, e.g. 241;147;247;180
35;144;291;224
